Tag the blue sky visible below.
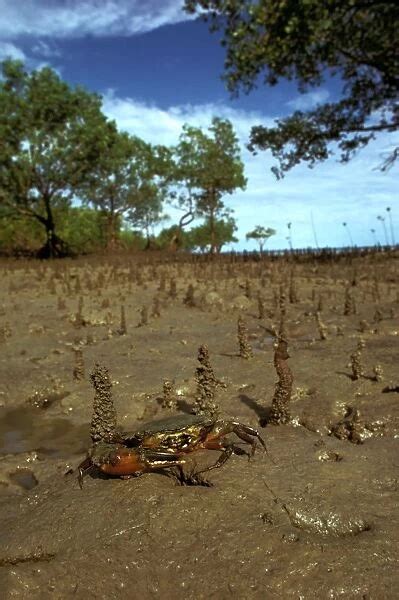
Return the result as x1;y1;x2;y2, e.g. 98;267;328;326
1;0;397;249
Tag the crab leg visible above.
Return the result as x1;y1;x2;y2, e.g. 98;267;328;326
77;457;96;489
230;422;267;452
206;420;267;451
141;450;187;471
196;443;236;474
201;421;271;466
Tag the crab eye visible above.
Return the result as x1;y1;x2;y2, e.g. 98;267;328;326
125;437;141;448
177;433;193;448
178;434;192;448
160;433;192;449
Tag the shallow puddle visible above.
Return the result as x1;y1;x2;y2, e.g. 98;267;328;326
0;406;89;458
9;468;39;490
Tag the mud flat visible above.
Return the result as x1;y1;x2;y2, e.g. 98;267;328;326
0;251;398;598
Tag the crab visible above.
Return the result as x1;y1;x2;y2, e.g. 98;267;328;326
77;413;267;487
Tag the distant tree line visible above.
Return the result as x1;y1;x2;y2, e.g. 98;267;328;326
0;60;246;257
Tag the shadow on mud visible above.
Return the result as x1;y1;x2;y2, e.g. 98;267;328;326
239;393;270;426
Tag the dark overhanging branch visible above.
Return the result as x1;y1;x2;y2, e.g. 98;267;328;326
337;46;399;87
1;196;42;223
0;188;59;228
249;107;398;151
342;120;399;134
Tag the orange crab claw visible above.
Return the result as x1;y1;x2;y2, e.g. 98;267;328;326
100;447;186;477
100;449;146;477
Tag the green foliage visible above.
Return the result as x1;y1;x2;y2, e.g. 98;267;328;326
0;205;107;255
77;127;172;247
185;0;399;176
0;61;247;257
176;117;246;197
246;225;276;252
0;59;110;256
157;216;238;253
0;213;44;254
118;228;146;251
127;190;169;244
57;207;107;254
174;117;246;252
186;216;238;253
156;224;191;250
153;225;178;250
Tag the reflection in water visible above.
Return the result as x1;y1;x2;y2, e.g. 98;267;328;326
0;406;89;457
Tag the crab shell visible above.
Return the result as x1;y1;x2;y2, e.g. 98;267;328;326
87;414;215;476
122;413;221;453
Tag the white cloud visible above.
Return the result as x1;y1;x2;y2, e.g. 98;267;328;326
31;40;61;58
102;92;399;250
0;43;63;76
287;89;330;111
0;1;192;39
0;41;26;61
102;91;270;146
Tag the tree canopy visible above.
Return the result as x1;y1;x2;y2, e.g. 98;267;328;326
246;225;276;252
127;190;169;248
173;117;246;252
185;0;399;177
0;61;247;257
187;215;238;253
77;126;172;247
0;59;110;256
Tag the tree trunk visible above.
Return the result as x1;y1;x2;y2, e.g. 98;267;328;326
105;212;119;249
37;226;69;259
144;225;152;250
209;207;216;255
36;195;69;259
207;187;218;255
168;233;180;252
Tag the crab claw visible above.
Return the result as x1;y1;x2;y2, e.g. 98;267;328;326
77;456;94;489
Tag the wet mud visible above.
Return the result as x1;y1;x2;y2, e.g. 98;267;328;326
0;252;398;598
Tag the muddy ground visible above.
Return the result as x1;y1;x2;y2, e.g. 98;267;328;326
0;251;398;599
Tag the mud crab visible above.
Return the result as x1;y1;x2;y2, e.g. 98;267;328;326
78;413;267;487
